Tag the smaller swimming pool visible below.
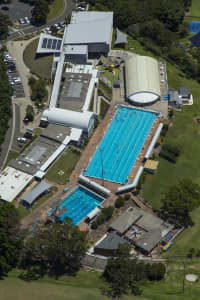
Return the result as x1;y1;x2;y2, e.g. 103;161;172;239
59;186;104;225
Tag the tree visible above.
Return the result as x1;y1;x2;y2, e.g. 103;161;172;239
0;200;23;278
145;263;166;281
160;179;200;226
25;105;34;122
102;244;143;298
20;223;87;279
115;196;124;208
0;13;12;40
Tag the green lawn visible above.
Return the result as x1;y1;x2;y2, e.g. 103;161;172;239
1;265;200;300
5;150;19;166
100;99;110;119
142;63;200;208
47;0;65;21
45;148;81;184
23;38;53;80
163;206;200;256
100;68;120;85
190;0;200;18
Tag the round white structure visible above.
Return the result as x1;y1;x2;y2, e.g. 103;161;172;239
43;108;95;133
186;274;198;282
125;55;161;105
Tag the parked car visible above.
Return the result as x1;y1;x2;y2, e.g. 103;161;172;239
17;137;27;143
11;77;21;85
24;132;33;139
8;69;16;74
19;18;25;24
2;6;9;11
24;17;30;24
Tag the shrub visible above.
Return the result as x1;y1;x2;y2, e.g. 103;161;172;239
162;144;180;156
124;194;131;201
115;196;125;208
91;222;98;230
168;109;174;118
159;149;177;163
96;214;106;226
102;206;114;221
145;263;166;281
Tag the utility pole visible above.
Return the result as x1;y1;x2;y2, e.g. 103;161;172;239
100;148;104;186
182;261;186;294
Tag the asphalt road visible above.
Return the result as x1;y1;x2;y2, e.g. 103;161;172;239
7;0;75;41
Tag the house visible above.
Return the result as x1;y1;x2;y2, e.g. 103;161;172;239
94;232;130;256
178;87;192;104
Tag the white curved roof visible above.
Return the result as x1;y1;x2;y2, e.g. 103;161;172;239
125;55;161;104
43;108;94;132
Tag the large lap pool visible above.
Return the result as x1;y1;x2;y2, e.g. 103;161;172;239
59;186;104;225
85;106;157;184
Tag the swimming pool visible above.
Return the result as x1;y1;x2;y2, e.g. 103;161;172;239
59;186;104;225
85;106;157;184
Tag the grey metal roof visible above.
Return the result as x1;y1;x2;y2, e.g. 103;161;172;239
21;180;52;205
64;11;113;45
95;232;129;250
135;228;162;253
179;86;190;97
115;28;127;45
110;207;142;234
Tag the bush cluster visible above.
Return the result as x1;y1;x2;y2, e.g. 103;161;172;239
159;143;180;163
115;194;131;208
91;206;114;229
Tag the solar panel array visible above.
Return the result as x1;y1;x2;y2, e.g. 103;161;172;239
41;38;62;50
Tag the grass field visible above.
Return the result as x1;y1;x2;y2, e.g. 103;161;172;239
190;0;200;18
23;38;53;80
142;63;200;208
4;150;19;166
45;148;81;184
1;265;200;300
100;99;110;119
47;0;65;21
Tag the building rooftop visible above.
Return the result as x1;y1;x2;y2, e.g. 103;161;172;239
110;207;142;234
0;167;33;202
115;28;127;45
64;45;88;55
58;72;92;112
144;160;159;171
135;228;162;253
179;86;191;97
21;180;52;206
9;135;61;175
64;11;113;45
95;232;129;251
110;207;173;237
41;124;71;143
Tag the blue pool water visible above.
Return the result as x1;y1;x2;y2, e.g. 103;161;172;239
85;106;157;184
190;22;200;33
59;186;103;225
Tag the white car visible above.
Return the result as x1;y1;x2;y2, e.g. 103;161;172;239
17;137;27;143
11;77;21;85
24;17;30;24
19;18;25;24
